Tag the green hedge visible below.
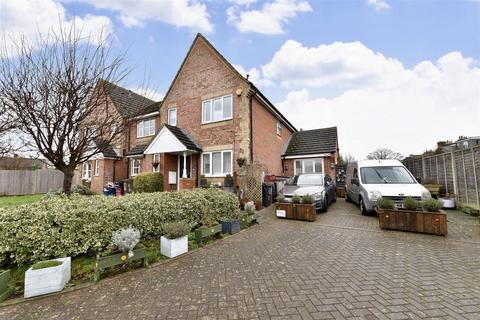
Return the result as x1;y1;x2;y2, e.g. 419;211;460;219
0;188;239;266
133;172;163;193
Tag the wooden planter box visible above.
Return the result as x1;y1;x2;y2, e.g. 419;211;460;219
194;224;222;246
220;219;241;234
240;214;257;229
276;203;316;222
0;269;11;303
24;257;71;298
378;209;448;236
94;247;148;282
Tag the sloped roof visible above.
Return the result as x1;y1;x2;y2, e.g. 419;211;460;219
126;144;149;156
161;33;296;132
101;80;158;118
93;139;121;159
283;127;338;156
164;124;202;152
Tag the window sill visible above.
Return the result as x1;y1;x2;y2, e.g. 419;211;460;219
201;118;233;125
203;174;232;178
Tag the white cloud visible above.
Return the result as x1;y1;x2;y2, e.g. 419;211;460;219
367;0;391;11
229;0;257;6
75;0;213;33
227;0;312;35
0;0;113;55
251;41;480;159
232;63;274;87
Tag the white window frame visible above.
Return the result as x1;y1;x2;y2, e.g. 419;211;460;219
276;121;282;136
201;150;233;177
201;94;233;124
294;158;324;175
131;159;141;176
94;159;100;176
82;161;92;180
168;108;177;126
137;118;155;138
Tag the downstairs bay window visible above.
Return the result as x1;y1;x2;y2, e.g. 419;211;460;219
294;158;324;175
202;150;232;176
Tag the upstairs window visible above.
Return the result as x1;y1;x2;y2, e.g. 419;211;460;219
137;118;155;138
202;94;232;124
276;121;282;136
168;108;177;126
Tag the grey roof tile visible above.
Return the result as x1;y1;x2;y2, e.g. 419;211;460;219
283;127;338;156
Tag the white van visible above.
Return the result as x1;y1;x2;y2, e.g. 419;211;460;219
345;160;430;214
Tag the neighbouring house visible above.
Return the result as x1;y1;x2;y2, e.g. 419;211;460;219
281;127;339;178
76;81;159;192
78;33;340;193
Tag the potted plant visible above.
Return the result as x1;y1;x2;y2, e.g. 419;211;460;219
236;157;246;167
24;257;71;298
378;197;447;236
199;174;208;188
194;215;222;246
94;226;148;282
240;201;258;228
219;212;241;235
0;269;11;303
160;221;191;258
439;193;456;209
293;194;316;222
276;193;293;219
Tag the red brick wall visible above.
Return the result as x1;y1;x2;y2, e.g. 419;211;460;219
128;115;161;152
252;96;293;176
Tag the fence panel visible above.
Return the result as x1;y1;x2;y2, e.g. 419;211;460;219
404;146;480;208
0;169;64;196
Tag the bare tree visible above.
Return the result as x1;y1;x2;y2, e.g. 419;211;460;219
338;153;356;164
0;96;17;155
0;24;132;193
366;148;404;160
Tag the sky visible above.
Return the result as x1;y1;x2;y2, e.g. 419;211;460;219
1;0;479;159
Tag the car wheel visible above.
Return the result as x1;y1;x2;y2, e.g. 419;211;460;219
332;192;337;203
359;197;367;215
321;196;328;212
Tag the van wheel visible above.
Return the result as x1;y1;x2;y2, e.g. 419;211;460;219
359;197;367;215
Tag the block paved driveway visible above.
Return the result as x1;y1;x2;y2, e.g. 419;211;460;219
1;200;480;320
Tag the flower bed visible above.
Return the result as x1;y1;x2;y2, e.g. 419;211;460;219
0;188;239;266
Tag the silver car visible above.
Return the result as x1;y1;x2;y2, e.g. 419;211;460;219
280;173;336;212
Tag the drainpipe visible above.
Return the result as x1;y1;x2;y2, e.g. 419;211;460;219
249;88;254;163
126;124;131;179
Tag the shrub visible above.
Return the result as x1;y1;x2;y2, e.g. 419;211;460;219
302;194;314;204
133;172;163;193
162;221;191;239
112;226;141;257
292;195;301;204
244;201;256;214
403;197;419;210
0;188;238;265
276;194;286;203
422;198;442;212
43;184;96;200
376;197;395;210
31;260;62;270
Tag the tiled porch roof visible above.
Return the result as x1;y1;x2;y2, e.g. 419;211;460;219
126;144;149;156
164;124;202;152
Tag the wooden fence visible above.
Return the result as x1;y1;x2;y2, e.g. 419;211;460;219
0;169;64;196
404;145;480;208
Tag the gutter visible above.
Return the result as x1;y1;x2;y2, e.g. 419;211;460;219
133;111;159;120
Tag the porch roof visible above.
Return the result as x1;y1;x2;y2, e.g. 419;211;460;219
144;124;202;154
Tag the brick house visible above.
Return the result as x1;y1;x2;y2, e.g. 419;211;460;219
76;82;160;192
143;34;338;191
78;34;339;193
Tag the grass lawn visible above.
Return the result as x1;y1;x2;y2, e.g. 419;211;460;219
0;194;43;208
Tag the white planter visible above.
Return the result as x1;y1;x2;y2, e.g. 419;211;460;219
24;257;71;298
440;198;456;209
161;235;188;258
